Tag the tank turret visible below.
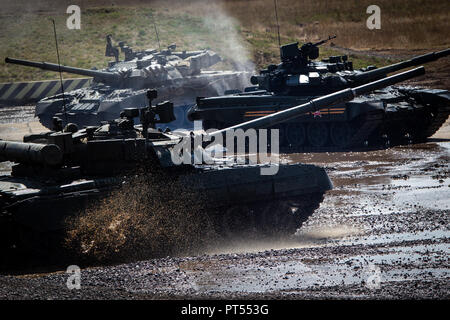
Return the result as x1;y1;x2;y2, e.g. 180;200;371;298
280;35;337;65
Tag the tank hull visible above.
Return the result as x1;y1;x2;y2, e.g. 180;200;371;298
190;86;450;151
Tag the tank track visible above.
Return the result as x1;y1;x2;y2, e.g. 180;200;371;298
214;114;384;153
213;192;324;238
210;90;450;153
279;112;384;153
0;192;325;271
0;185;117;271
379;89;450;144
406;88;450;139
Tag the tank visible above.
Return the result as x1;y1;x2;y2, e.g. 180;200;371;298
188;37;450;151
5;36;250;130
0;67;423;260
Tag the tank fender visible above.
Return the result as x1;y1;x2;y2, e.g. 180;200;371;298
346;100;385;120
403;88;450;107
35;99;64;117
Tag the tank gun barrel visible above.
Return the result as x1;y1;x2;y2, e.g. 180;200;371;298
350;49;449;84
0;141;63;166
210;67;425;136
5;57;121;83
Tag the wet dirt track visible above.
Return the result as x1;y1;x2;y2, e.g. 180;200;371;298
0;106;449;300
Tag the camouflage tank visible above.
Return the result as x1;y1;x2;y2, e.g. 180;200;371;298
188;37;450;151
0;67;423;262
5;35;250;130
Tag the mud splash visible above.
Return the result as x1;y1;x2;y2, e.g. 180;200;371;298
65;168;216;264
295;225;363;241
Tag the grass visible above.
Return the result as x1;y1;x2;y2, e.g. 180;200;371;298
0;0;448;82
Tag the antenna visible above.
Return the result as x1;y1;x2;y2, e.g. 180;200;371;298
273;0;281;57
151;13;161;51
51;19;67;123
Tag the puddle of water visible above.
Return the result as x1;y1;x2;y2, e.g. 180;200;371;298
436;141;450;153
392;186;450;211
340;173;450;212
192;229;449;294
210;228;449;258
390;175;450;188
286;142;447;167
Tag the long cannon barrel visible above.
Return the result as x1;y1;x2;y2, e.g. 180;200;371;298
5;57;121;83
350;49;449;84
210;67;425;136
0;141;63;166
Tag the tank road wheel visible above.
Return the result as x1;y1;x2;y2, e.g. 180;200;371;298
202;120;218;130
253;200;299;238
220;205;257;238
286;193;324;227
307;122;329;147
37;115;54;130
256;193;325;238
330;122;352;148
285;123;306;148
274;125;286;147
216;193;325;239
258;201;298;237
